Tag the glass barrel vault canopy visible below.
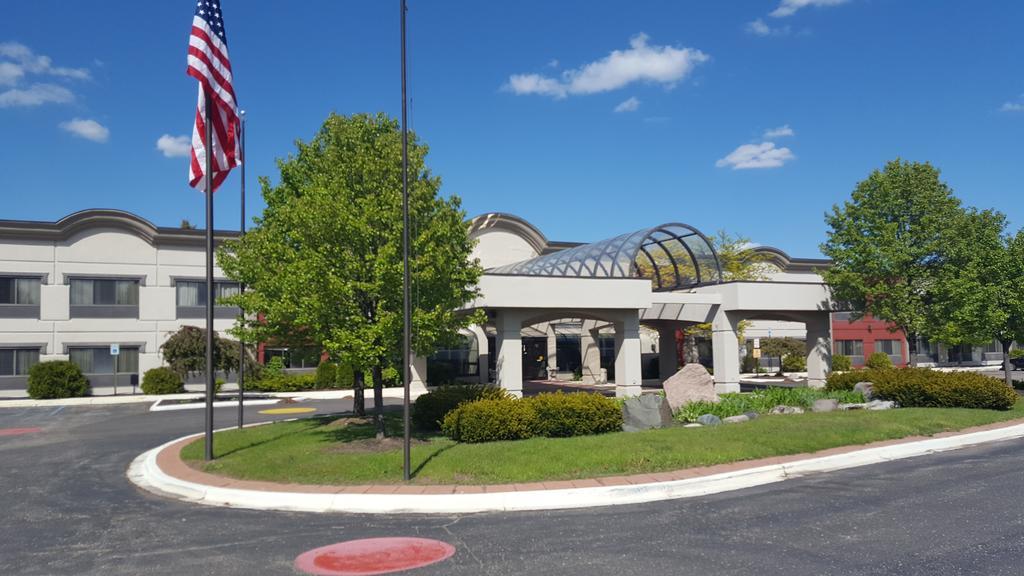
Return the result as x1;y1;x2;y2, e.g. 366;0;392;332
487;223;723;291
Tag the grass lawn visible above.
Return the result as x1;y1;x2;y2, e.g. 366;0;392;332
180;401;1024;485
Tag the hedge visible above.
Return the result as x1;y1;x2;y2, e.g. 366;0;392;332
440;391;623;443
529;391;623;437
248;372;317;392
141;367;184;395
827;368;1017;410
865;352;893;370
27;361;90;399
441;397;538;443
412;384;509;431
832;354;852;372
315;362;355;389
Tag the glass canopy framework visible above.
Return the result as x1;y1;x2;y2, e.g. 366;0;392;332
488;223;723;291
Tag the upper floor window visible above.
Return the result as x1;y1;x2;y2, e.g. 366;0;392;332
70;278;138;306
0;348;40;376
0;277;41;305
176;280;240;307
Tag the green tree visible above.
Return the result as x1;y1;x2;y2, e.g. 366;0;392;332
218;113;483;435
821;159;965;367
160;326;257;385
760;337;804;376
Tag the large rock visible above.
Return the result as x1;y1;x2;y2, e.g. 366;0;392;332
696;414;722;426
853;381;875;400
866;399;896;411
811;399;839;413
770;405;805;415
663;364;719;412
621;394;674;432
723;414;750;424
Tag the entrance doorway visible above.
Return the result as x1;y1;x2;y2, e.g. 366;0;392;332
522;337;548;380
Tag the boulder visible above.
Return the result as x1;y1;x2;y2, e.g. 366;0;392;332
866;400;896;411
621;394;674;432
723;414;750;424
811;399;839;413
770;405;805;415
683;423;703;428
839;403;867;410
696;414;722;426
743;411;760;420
663;364;719;412
853;381;875;400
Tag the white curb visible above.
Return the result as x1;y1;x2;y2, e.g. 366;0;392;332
127;421;1024;515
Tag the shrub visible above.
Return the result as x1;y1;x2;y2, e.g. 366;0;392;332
316;362;336;388
832;354;852;372
27;361;90;399
872;369;1017;410
249;372;317;392
866;351;893;370
781;354;807;373
825;369;876;391
741;354;758;373
412;384;509;431
141;367;184;395
441;397;538;443
674;387;865;422
1009;349;1024;359
527;392;623;438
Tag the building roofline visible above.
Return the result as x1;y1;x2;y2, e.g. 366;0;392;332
752;246;831;272
0;209;240;247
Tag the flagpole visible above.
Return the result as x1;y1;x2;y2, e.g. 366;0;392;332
237;110;246;430
400;0;412;482
204;91;216;462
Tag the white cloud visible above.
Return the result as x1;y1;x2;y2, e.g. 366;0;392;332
770;0;849;18
716;142;795;169
763;124;795;138
0;62;24;86
59;118;109;143
505;33;709;99
156;134;191;157
0;42;90;80
0;83;74;107
745;18;791;37
1000;98;1024;113
547;59;559;68
614;96;640;113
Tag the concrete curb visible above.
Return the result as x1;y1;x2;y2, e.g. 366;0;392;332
127;420;1024;515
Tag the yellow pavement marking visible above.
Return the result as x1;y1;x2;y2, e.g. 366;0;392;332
259;407;317;415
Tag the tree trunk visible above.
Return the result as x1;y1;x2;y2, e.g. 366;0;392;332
372;365;385;440
907;332;918;368
353;370;366;416
1002;339;1014;389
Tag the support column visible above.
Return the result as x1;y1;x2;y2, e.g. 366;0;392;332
805;312;832;389
495;310;524;397
580;319;602;384
546;324;557;377
409;354;428;395
613;312;642;398
468;325;490;384
657;324;679;382
711;308;742;394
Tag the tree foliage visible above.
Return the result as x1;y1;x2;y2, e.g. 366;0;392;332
160;325;257;379
217;113;484;421
821;159;965;365
711;230;776;282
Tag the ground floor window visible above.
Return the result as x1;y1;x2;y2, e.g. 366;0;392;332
874;339;902;364
429;335;479;377
68;346;138;374
0;348;40;376
264;347;320;369
555;334;581;373
834;339;864;366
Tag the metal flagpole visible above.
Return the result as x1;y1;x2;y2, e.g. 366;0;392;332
237;110;246;430
400;0;412;482
204;92;216;462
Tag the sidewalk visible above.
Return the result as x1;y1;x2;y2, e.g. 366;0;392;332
129;417;1024;515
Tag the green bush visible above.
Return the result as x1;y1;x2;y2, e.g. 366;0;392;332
315;362;337;388
412;384;509;431
832;354;852;372
27;361;90;399
872;369;1017;410
141;367;184;395
781;354;807;372
527;392;623;438
249;372;318;392
1009;349;1024;359
442;397;538;443
866;351;893;370
741;354;758;373
674;387;865;422
426;362;457;386
826;369;874;391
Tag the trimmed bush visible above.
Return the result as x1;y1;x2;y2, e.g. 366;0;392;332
866;351;893;370
872;369;1017;410
781;353;807;373
249;372;317;392
141;367;184;395
527;392;623;438
825;369;876;391
315;362;336;388
27;361;89;399
441;397;538;443
832;354;852;372
412;384;509;431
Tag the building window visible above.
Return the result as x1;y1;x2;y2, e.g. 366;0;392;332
834;340;864;357
176;280;240;307
68;347;139;374
875;339;902;364
70;278;138;306
0;348;40;376
263;347;319;369
428;335;480;378
0;277;41;305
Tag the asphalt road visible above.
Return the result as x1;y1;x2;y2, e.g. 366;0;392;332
2;400;1024;576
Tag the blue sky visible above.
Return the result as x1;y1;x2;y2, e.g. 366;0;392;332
1;0;1022;257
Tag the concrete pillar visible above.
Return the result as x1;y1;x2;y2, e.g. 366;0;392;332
613;312;643;398
546;324;557;376
580;319;602;384
658;324;679;382
711;308;742;394
409;354;428;395
495;310;524;397
468;325;490;384
805;312;831;389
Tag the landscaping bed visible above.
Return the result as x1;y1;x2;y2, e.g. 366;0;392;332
180;400;1024;485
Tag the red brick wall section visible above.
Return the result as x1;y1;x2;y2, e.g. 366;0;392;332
831;313;908;367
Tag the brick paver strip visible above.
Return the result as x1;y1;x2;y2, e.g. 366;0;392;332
158;417;1024;495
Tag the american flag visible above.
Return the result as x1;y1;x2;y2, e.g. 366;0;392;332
187;0;240;193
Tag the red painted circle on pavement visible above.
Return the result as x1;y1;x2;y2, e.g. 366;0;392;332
0;427;42;437
294;537;456;576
